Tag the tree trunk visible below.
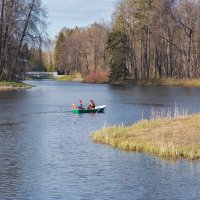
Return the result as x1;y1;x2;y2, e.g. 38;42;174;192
0;0;5;58
12;0;36;78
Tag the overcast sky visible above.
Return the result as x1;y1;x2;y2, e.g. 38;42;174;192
42;0;115;39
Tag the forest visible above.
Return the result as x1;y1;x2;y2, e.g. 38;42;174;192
1;0;200;82
0;0;46;81
52;0;200;82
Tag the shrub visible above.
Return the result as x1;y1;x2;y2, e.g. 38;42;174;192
84;70;109;83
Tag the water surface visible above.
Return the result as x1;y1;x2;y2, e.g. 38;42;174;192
0;80;200;200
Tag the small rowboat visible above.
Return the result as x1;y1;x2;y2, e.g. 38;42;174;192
72;105;107;114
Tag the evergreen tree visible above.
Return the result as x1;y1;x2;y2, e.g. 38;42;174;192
107;31;129;81
54;31;65;71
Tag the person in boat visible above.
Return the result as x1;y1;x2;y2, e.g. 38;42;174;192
71;104;77;109
78;100;84;109
87;100;95;109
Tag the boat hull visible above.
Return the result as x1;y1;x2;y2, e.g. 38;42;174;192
72;105;106;114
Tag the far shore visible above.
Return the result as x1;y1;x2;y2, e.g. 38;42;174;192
131;78;200;87
47;75;200;87
110;78;200;87
0;81;32;91
92;113;200;160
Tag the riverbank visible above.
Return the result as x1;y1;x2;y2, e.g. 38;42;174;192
55;74;83;82
132;78;200;87
110;78;200;87
53;76;200;87
92;113;200;160
0;81;32;91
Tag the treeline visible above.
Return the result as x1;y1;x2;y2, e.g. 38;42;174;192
53;0;200;82
0;0;46;81
53;23;109;76
107;0;200;81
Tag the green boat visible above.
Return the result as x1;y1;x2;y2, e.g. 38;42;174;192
72;105;107;114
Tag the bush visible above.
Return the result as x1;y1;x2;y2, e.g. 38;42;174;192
84;70;109;83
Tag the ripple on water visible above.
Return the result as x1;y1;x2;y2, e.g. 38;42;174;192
0;80;200;199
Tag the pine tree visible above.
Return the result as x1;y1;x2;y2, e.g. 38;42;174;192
54;31;65;71
107;31;129;81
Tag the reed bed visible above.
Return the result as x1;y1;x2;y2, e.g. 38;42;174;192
92;110;200;160
133;78;200;87
150;105;189;121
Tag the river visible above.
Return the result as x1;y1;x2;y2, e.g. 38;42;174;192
0;80;200;200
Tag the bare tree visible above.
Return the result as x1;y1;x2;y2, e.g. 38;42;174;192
0;0;47;81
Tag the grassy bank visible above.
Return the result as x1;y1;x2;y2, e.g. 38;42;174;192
0;81;32;91
111;78;200;86
92;113;200;160
132;78;200;87
55;75;73;81
55;73;83;82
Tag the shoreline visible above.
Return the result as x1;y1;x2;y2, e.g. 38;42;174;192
48;76;200;87
0;81;33;91
111;78;200;87
92;113;200;160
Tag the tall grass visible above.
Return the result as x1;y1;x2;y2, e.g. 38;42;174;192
92;107;200;160
133;78;200;87
150;104;189;121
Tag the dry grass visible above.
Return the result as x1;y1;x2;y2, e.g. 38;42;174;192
55;75;73;81
92;113;200;160
55;73;83;81
72;72;83;81
133;78;200;87
0;81;32;91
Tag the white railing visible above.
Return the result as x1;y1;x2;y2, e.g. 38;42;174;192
25;71;55;79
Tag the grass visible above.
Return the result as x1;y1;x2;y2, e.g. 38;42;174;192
55;75;73;81
55;73;83;82
0;81;32;91
92;113;200;160
132;78;200;87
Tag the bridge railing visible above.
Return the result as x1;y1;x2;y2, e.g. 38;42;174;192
25;72;55;79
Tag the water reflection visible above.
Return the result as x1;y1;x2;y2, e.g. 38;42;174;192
0;80;200;199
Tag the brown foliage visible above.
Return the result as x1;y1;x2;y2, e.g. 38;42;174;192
83;70;109;83
54;23;109;76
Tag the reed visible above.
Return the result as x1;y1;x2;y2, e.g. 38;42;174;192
92;112;200;160
150;104;189;121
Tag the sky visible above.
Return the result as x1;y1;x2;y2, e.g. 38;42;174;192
42;0;115;39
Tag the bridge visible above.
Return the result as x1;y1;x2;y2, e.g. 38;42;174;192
25;72;60;79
